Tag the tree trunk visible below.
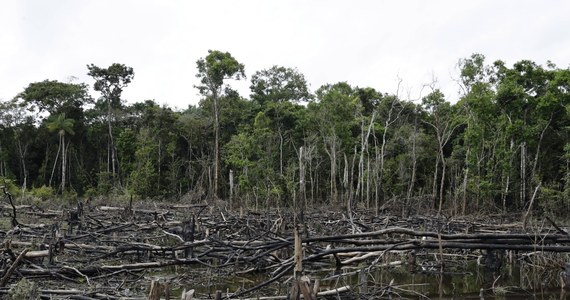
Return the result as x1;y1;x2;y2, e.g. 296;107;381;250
343;154;350;212
49;139;61;188
522;182;541;230
520;141;526;209
405;118;418;217
61;134;66;192
229;169;234;209
213;96;220;199
299;146;306;210
378;113;390;214
107;98;116;176
502;139;514;212
461;147;470;215
157;138;162;193
529;115;552;206
360;112;375;209
323;136;338;206
16;140;28;193
0;144;3;177
279;128;284;176
0;144;4;177
437;155;446;216
366;156;370;209
432;154;440;209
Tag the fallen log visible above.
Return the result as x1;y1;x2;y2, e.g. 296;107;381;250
16;257;212;277
2;201;570;299
0;248;29;287
301;227;570;244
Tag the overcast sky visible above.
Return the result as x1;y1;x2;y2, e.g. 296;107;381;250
1;0;569;109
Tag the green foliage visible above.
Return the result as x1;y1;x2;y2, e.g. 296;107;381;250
1;54;569;216
538;184;566;218
250;66;312;105
195;50;246;198
96;172;114;195
9;278;39;300
116;128;137;175
312;82;362;150
130;159;158;199
128;128;159;199
87;63;134;105
83;186;98;197
46;113;75;136
62;189;78;202
224;132;255;169
196;50;245;96
355;87;382;115
16;79;91;116
0;177;21;197
29;185;54;200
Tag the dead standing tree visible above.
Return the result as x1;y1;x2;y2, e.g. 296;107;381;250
1;184;19;227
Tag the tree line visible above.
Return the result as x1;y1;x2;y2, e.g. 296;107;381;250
1;51;569;217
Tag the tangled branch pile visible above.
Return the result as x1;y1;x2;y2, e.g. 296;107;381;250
0;197;569;299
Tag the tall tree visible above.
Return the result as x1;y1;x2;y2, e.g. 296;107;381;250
422;90;461;215
250;66;312;105
17;80;90;117
457;54;498;212
46;113;75;192
16;80;91;191
0;100;36;191
311;82;361;207
87;63;134;184
250;66;312;178
177;106;212;195
195;50;245;198
17;79;90;145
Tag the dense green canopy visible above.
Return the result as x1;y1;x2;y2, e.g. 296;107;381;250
1;52;570;217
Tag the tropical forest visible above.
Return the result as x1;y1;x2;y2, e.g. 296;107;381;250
1;51;570;299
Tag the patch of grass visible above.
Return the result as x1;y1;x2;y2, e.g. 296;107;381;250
0;217;12;231
9;278;39;300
